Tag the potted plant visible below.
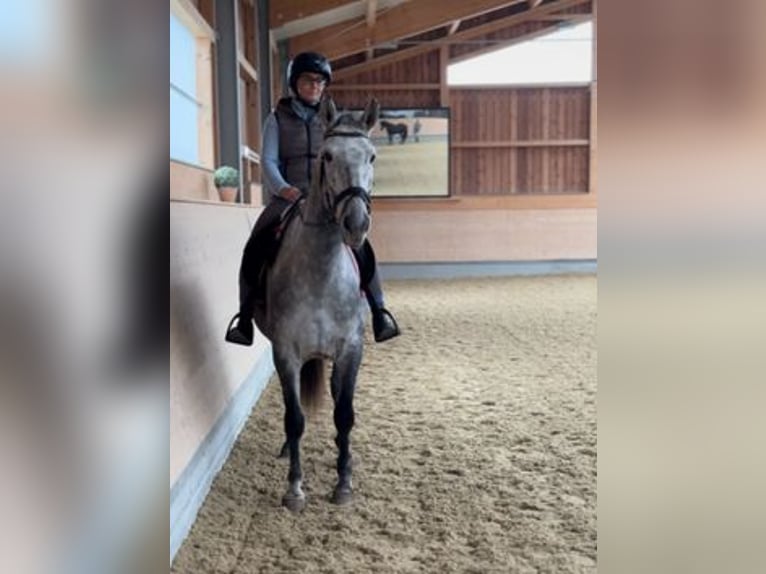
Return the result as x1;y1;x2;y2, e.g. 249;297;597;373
213;166;239;202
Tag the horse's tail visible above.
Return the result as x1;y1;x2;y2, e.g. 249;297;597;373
300;358;325;414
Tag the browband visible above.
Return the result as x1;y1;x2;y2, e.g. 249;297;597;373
323;130;369;140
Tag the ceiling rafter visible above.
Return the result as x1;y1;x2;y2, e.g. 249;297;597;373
534;13;591;21
366;0;378;60
288;0;529;61
270;0;352;29
332;0;590;79
366;0;378;27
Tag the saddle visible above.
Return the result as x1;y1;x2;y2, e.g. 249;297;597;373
273;200;303;252
253;200;303;305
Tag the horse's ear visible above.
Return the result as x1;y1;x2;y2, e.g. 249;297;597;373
319;95;338;128
362;98;380;133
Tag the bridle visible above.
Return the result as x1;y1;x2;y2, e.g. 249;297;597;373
301;129;372;227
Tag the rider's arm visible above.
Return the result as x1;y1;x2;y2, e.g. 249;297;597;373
262;113;299;200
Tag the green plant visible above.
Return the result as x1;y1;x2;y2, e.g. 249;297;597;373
213;166;239;188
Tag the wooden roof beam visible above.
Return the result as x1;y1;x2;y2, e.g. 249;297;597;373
333;0;590;79
270;0;352;29
534;13;592;21
366;0;378;27
365;0;378;60
448;19;461;35
288;0;527;61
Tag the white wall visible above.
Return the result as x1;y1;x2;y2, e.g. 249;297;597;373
370;207;597;262
170;200;272;486
170;200;277;560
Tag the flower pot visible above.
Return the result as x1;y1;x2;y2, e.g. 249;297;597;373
218;186;237;203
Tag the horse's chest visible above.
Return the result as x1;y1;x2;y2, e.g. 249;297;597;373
290;290;362;326
268;242;364;348
271;280;362;333
274;300;363;357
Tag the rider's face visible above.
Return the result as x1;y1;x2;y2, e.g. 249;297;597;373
296;73;326;104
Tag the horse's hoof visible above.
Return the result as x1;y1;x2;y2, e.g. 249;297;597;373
282;492;306;513
331;487;353;506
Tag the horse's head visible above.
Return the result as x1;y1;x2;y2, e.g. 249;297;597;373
316;96;379;249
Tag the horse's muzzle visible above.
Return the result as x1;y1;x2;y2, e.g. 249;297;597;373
339;193;371;249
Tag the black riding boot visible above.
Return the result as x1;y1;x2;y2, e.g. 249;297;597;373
224;263;260;346
225;200;288;346
224;279;256;346
355;241;400;343
366;288;400;343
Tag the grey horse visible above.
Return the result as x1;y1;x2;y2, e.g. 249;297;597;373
253;96;380;512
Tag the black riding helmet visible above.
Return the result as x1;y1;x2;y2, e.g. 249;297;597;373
288;51;332;95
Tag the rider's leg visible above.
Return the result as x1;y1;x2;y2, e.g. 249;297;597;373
225;198;290;346
354;240;400;343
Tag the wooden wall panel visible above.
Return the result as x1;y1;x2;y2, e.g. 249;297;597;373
450;86;590;195
333;51;442;87
454;145;589;194
331;90;441;110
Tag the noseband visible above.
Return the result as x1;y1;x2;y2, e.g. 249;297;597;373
331;186;370;214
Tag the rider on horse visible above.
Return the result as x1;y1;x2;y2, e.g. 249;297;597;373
225;52;400;347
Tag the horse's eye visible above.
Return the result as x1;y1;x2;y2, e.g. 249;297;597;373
323;151;333;162
370;154;376;164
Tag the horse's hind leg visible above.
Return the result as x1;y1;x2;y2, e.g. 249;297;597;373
274;353;306;512
330;352;361;505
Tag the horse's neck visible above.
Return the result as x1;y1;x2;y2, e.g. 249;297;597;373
292;190;344;260
302;183;327;224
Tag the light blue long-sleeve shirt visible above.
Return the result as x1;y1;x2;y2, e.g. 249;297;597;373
261;99;318;199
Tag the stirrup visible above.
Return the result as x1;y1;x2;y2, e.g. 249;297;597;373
373;308;400;343
225;313;254;346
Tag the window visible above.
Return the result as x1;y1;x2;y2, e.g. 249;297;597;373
170;13;201;164
0;0;50;66
448;21;593;86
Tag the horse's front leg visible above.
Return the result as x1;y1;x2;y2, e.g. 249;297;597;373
274;351;306;512
330;349;362;505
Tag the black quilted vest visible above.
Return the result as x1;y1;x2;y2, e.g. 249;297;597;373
274;97;324;193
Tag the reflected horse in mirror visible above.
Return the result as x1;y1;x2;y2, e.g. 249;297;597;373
379;120;408;144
